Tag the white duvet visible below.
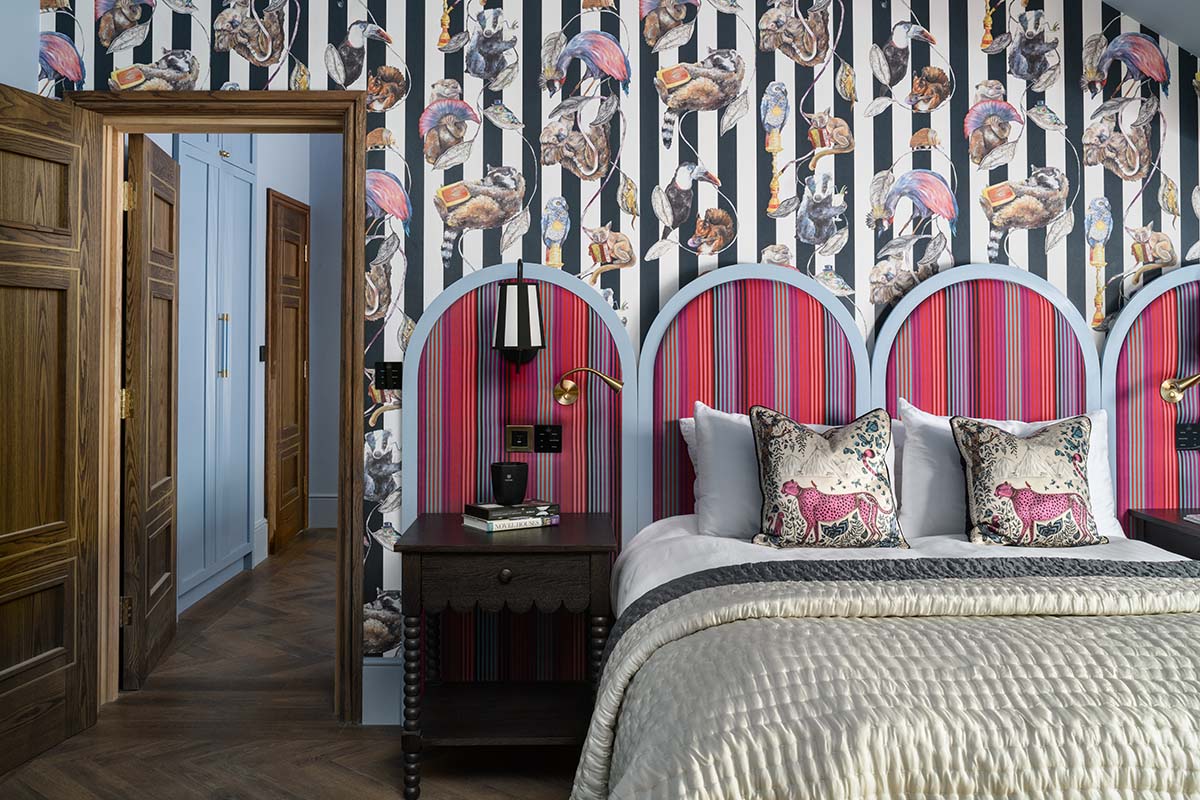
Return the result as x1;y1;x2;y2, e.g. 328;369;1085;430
614;514;1185;614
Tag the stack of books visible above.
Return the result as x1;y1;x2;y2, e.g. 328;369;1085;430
463;500;560;532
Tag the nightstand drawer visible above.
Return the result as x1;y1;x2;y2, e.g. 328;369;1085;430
422;554;592;612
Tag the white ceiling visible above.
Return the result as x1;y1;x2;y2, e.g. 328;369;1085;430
1105;0;1200;57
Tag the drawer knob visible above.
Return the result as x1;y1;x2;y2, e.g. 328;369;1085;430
497;568;513;584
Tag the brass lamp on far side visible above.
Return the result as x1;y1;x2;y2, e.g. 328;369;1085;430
553;367;623;406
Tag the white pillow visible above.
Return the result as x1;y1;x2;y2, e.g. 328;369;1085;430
897;398;1122;541
680;402;900;539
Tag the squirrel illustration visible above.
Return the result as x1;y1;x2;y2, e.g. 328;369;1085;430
367;65;407;113
582;223;637;285
805;110;855;169
686;208;735;254
906;66;952;113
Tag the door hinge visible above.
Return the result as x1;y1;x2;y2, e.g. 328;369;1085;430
303;360;308;380
304;244;309;262
119;596;133;627
121;181;136;212
119;388;132;419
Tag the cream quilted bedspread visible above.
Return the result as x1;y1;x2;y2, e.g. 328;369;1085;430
572;570;1200;800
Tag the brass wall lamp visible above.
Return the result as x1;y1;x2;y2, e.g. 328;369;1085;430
1162;372;1200;404
553;367;623;406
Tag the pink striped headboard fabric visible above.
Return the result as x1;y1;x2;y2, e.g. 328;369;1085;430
652;278;858;521
1116;281;1200;521
885;279;1088;421
415;281;620;682
417;281;621;521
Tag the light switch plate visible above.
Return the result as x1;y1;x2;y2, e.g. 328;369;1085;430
1177;423;1200;452
534;424;562;453
505;424;534;452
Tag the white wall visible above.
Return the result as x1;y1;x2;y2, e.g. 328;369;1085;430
252;134;312;564
0;3;36;93
307;135;343;528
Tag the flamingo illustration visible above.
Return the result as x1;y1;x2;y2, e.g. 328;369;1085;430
541;31;631;96
366;170;412;235
1083;32;1170;97
869;169;959;237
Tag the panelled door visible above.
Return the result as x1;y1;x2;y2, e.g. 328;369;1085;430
121;135;180;690
265;190;310;553
0;86;100;772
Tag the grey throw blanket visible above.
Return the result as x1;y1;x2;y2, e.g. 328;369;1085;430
573;558;1200;799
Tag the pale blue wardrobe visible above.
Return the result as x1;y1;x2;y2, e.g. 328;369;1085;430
175;134;258;612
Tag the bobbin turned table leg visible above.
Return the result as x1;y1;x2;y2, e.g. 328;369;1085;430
589;615;609;688
402;614;422;799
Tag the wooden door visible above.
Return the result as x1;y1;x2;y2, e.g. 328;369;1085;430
121;135;180;690
265;190;310;554
0;86;100;771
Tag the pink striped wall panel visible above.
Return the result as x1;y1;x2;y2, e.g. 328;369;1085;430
885;278;1088;422
1115;281;1200;520
651;278;858;521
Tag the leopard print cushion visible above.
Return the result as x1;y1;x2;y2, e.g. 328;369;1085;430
950;415;1107;547
750;407;907;548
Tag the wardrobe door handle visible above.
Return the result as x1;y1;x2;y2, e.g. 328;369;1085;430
219;149;231;159
497;568;513;585
218;314;230;378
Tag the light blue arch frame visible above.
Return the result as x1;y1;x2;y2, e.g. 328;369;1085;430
401;263;639;543
1101;264;1200;484
635;263;872;536
870;263;1102;418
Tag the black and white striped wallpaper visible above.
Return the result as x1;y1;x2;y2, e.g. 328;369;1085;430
37;0;1200;650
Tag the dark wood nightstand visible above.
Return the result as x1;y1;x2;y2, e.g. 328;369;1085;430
1128;509;1200;559
393;513;617;799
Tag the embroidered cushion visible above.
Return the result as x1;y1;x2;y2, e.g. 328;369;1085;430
750;406;907;548
950;415;1107;547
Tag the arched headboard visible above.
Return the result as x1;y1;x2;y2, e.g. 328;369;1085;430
401;264;637;542
872;264;1100;422
1102;265;1200;521
637;264;870;534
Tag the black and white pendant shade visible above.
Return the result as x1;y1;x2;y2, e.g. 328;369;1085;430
493;260;544;366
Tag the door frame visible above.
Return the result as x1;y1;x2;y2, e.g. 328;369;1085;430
69;91;365;723
264;188;311;555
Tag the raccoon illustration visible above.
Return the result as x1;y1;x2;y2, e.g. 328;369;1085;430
109;49;200;91
980;166;1069;259
434;166;526;267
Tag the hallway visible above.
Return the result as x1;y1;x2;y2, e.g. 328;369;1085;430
2;530;576;799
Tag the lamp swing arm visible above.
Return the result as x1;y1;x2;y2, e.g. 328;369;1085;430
1162;372;1200;405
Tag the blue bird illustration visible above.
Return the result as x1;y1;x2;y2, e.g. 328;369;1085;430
759;81;790;147
541;196;571;266
1085;197;1114;250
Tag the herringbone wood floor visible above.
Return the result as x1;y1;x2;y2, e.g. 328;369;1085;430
2;529;577;799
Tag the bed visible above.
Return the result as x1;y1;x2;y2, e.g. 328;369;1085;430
572;265;1200;800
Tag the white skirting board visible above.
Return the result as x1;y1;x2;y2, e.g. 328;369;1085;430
362;657;404;725
309;494;338;528
252;518;269;567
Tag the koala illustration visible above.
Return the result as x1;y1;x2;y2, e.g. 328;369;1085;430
1083;112;1153;182
795;173;848;248
435;165;526;267
540;116;612;181
465;8;518;83
364;429;402;511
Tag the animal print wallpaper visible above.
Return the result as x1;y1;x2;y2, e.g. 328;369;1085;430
37;0;1200;654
